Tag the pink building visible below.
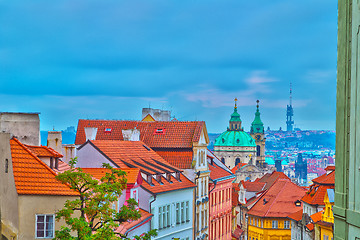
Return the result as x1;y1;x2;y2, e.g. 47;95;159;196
208;153;236;240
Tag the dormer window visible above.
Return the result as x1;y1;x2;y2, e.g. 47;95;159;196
154;128;165;134
105;128;112;132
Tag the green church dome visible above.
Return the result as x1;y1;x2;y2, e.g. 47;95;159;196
214;130;256;147
281;160;289;165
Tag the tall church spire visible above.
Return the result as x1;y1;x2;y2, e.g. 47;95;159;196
251;100;264;134
286;83;294;132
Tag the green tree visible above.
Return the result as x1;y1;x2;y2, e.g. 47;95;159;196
54;158;157;240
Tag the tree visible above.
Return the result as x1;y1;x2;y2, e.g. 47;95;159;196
54;158;157;240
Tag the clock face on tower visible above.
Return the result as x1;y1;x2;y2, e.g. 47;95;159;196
255;135;261;141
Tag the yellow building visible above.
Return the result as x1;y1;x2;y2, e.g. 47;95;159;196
315;189;334;240
247;179;305;240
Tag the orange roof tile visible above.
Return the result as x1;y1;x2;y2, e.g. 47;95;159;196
241;180;266;192
310;211;323;223
25;144;63;158
247;179;306;218
84;140;181;175
209;162;234;181
231;163;247;174
324;165;335;171
81;168;141;184
312;170;335;185
301;184;334;206
155;149;193;169
53;160;71;173
287;209;303;221
141;173;195;194
257;171;290;190
115;208;152;235
306;223;314;231
10;138;77;196
75;120;205;149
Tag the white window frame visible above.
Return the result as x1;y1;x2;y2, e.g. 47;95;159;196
35;214;55;239
272;220;278;229
284;220;290;229
130;188;139;203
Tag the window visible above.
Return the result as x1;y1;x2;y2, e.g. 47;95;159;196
36;214;54;238
5;159;8;173
158;206;163;229
176;203;180;224
256;145;261;156
130;188;139;204
235;158;240;166
181;202;185;223
158;204;171;229
185;201;190;221
105;128;112;132
221;158;225;164
284;220;290;229
272;220;278;229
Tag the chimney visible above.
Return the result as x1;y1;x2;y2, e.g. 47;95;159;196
84;127;98;141
47;131;62;154
122;128;140;141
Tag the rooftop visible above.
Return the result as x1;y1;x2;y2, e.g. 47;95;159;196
81;168;141;185
10;138;77;196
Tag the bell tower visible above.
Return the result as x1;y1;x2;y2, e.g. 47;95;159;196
229;98;242;131
250;100;265;168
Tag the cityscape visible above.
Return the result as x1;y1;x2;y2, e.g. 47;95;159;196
1;1;358;240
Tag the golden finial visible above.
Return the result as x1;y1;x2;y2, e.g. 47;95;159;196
234;98;238;109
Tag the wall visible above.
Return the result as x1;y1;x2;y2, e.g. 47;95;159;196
47;131;62;154
0;133;19;239
0;113;40;146
18;195;78;240
213;145;256;169
76;143;116;168
151;187;194;240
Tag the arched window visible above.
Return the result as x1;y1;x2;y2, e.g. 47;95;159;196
256;145;261;156
235;158;240;165
221;158;225;164
235;124;237;129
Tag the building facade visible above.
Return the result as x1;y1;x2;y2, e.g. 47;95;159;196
334;0;360;238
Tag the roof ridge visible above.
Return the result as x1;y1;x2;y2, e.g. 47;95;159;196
12;138;59;177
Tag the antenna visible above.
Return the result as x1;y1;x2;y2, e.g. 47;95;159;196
289;83;292;106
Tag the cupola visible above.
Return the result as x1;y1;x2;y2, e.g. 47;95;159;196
229;98;242;131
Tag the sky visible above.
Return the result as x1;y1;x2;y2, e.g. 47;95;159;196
0;0;338;133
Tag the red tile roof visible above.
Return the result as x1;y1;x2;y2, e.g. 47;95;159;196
75;120;205;149
10;138;77;196
247;179;306;218
84;140;181;175
287;209;303;221
155;149;193;169
209;162;234;181
25;144;63;158
141;173;195;194
301;184;334;206
54;160;71;173
310;211;323;223
306;223;314;231
312;170;335;185
81;168;141;184
241;181;266;192
257;171;290;190
115;208;152;235
324;165;335;171
231;163;247;174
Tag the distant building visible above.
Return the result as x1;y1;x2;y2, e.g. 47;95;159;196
295;153;307;185
141;108;171;121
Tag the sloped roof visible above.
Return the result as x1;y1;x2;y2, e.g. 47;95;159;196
247;179;306;218
209;162;234;181
84;140;181;175
257;171;290;191
141;174;195;194
287;209;303;221
155;149;193;169
301;184;334;206
115;208;152;235
231;162;247;174
25;144;63;158
241;181;266;192
81;168;141;184
75;120;205;148
306;223;314;231
54;160;71;173
312;169;335;185
310;211;323;223
10;138;77;196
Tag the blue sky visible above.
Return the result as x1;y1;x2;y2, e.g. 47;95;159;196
0;0;337;132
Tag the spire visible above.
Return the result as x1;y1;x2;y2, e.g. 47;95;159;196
251;100;264;134
229;97;241;130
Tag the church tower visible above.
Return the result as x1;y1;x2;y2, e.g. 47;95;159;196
228;98;242;131
286;83;294;132
250;100;266;168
